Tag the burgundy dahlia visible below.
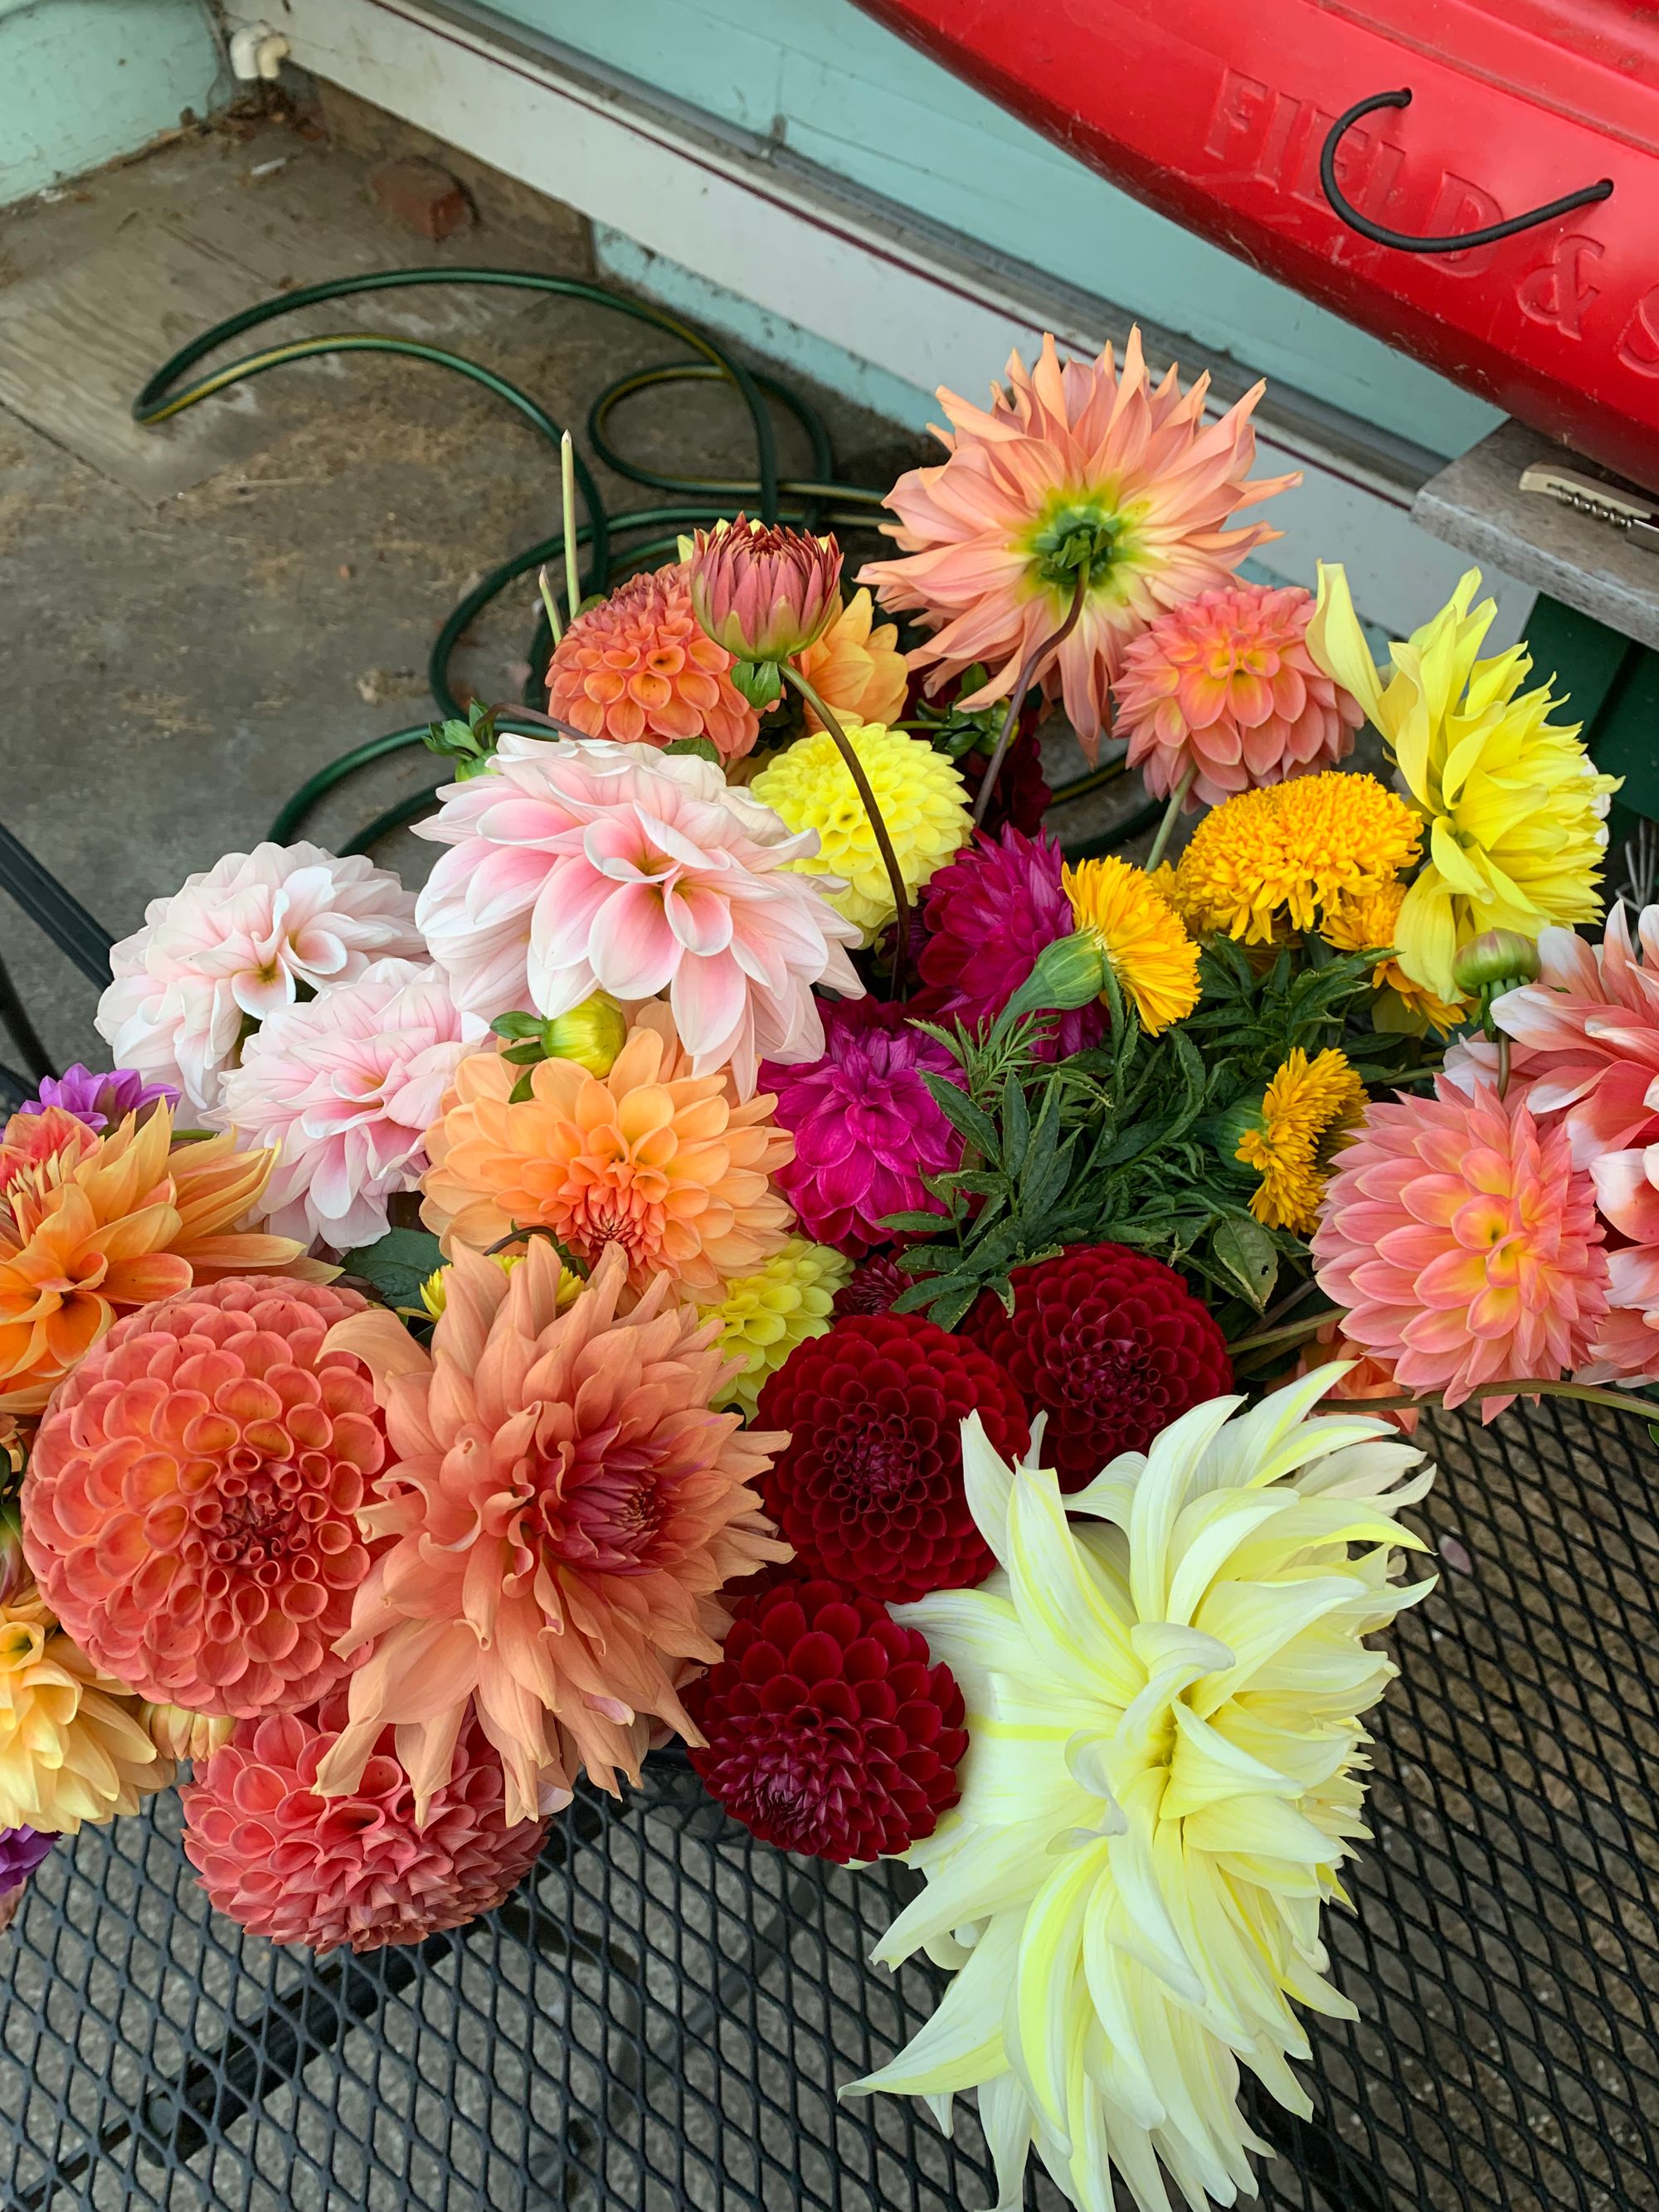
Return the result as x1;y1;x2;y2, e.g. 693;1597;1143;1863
755;1312;1029;1601
762;1000;962;1257
918;826;1105;1058
833;1254;907;1317
684;1576;968;1863
181;1695;549;1953
966;1243;1233;1490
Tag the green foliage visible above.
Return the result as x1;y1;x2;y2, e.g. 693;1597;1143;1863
423;699;499;780
663;737;722;766
338;1227;444;1312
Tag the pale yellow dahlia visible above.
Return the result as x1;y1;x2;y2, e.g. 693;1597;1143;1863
1234;1046;1369;1232
1308;566;1621;1003
0;1586;174;1833
701;1236;854;1420
848;1372;1433;2212
1063;857;1201;1034
750;721;972;941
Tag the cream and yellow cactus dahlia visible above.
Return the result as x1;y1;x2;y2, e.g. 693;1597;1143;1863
847;1370;1434;2212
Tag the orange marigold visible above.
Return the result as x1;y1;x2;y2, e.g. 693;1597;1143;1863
0;1104;319;1416
421;1005;794;1296
793;587;908;732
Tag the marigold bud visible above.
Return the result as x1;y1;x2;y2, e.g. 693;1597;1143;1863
1452;929;1541;995
995;931;1107;1029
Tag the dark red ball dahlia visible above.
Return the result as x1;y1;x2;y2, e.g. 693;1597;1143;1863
833;1254;907;1317
966;1243;1233;1490
756;1313;1029;1602
684;1576;967;1862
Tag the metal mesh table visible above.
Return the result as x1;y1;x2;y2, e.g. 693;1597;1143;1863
2;1394;1655;2212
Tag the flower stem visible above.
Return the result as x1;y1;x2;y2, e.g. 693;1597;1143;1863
1496;1034;1511;1100
781;664;912;993
1145;765;1196;871
1227;1312;1332;1359
1357;1377;1659;1422
560;430;581;624
970;570;1089;830
537;564;563;650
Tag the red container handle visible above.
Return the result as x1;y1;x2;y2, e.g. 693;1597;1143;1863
1320;90;1613;251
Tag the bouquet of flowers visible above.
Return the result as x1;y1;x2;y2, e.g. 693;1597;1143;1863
3;328;1652;2212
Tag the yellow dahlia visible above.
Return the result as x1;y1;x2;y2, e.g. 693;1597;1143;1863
849;1373;1433;2212
1321;879;1467;1034
1174;771;1421;946
1062;855;1200;1033
793;587;909;732
1308;566;1621;1002
701;1236;854;1420
1235;1046;1369;1232
750;721;972;941
0;1583;173;1833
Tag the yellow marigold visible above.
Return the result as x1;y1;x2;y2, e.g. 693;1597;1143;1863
792;588;908;732
0;1104;319;1416
1321;879;1468;1035
1175;771;1421;946
1310;564;1621;1003
1062;853;1201;1033
750;720;971;942
0;1584;173;1833
1235;1044;1369;1232
701;1236;853;1420
421;1004;795;1296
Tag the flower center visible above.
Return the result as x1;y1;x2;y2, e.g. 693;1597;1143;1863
1025;495;1130;595
828;1414;917;1504
533;1437;667;1572
199;1456;310;1568
1065;1330;1160;1415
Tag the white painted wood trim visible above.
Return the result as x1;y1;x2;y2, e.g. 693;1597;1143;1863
222;0;1530;640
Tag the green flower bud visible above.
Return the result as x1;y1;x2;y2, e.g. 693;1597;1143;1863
542;990;629;1077
1452;929;1541;996
996;931;1107;1028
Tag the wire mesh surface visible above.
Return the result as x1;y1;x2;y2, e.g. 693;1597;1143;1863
2;1396;1655;2212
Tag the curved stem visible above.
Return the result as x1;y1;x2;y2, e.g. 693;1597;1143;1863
1356;1376;1659;1421
781;664;912;991
1227;1313;1331;1359
1496;1033;1512;1101
1145;764;1196;871
970;571;1089;830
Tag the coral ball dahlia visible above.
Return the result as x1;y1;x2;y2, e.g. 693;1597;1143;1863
755;1314;1029;1602
182;1697;547;1952
25;1279;383;1718
546;562;760;760
918;826;1106;1057
966;1242;1234;1489
684;1576;967;1863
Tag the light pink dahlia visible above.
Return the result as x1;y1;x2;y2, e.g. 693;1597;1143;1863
414;736;864;1099
1115;582;1361;808
214;960;486;1251
546;562;760;759
97;844;424;1116
1312;1077;1608;1417
860;331;1296;763
1586;1145;1659;1360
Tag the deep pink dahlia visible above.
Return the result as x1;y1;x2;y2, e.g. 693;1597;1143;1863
918;826;1106;1058
762;1001;962;1257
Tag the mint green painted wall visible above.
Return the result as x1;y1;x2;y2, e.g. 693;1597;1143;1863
484;0;1501;458
0;0;224;207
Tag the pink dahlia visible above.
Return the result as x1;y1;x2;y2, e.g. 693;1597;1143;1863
182;1696;548;1952
763;1000;961;1256
97;844;424;1115
414;737;864;1100
1584;1145;1659;1370
1312;1077;1609;1416
214;960;485;1250
917;825;1106;1058
861;331;1296;762
546;562;760;760
1115;582;1361;809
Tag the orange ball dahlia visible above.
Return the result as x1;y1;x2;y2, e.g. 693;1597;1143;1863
315;1239;787;1826
546;562;760;760
1311;1077;1608;1417
421;1004;793;1296
861;331;1296;761
182;1694;548;1952
0;1101;319;1417
24;1278;384;1717
1115;582;1361;809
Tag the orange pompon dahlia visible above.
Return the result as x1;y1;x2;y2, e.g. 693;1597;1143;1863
792;587;908;732
421;1005;793;1296
0;1103;319;1416
315;1239;788;1824
24;1278;384;1717
861;331;1297;762
546;562;760;761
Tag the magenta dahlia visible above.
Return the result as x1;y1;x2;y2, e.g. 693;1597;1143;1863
966;1242;1233;1489
755;1312;1029;1600
181;1695;549;1952
763;1001;962;1256
684;1575;968;1863
918;825;1107;1057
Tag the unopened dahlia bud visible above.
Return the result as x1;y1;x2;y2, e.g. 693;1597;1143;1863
1452;929;1541;996
687;517;843;662
542;991;628;1076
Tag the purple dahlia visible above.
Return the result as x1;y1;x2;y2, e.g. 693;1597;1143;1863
19;1065;178;1132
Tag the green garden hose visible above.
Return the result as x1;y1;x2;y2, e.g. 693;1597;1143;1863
134;267;1131;853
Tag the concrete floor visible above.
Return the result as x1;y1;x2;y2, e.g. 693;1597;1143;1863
0;99;943;1076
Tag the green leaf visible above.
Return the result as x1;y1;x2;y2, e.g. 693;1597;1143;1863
927;1281;982;1331
1210;1217;1280;1313
663;737;722;766
1000;1074;1031;1179
881;1209;957;1237
924;1075;1002;1164
338;1227;445;1311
